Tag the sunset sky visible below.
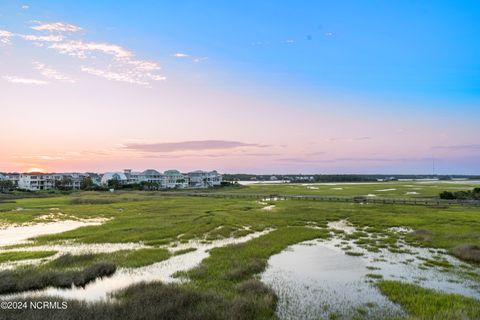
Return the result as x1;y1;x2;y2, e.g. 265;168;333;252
1;1;479;174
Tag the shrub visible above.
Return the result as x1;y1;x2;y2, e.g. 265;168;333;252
452;244;480;263
236;279;275;296
0;262;116;294
224;258;265;280
53;253;96;267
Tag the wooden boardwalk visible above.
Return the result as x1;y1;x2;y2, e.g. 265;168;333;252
163;192;480;207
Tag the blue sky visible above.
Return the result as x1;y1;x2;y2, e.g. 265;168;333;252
0;1;479;173
6;0;479;102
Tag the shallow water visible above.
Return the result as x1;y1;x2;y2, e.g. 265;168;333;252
0;242;151;270
262;221;480;320
261;205;276;211
5;229;273;301
327;220;355;234
0;219;105;247
262;240;404;319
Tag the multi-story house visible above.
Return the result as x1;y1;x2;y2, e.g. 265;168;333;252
164;170;189;188
17;173;85;191
100;172;128;186
5;173;19;187
9;169;221;191
138;169;165;187
188;170;222;188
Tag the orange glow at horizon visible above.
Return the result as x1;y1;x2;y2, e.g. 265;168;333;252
27;167;46;173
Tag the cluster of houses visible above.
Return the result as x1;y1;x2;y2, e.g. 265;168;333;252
0;169;222;191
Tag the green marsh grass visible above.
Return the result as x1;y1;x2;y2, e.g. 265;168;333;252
378;280;480;319
46;248;170;269
0;250;56;263
1;189;480;318
0;261;116;294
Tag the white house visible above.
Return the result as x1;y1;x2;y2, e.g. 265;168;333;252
188;170;222;188
119;169;165;187
164;170;189;188
6;173;20;187
139;169;165;186
18;173;85;191
100;172;128;186
10;168;221;190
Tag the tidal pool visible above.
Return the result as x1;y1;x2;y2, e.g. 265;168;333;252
261;221;480;320
0;219;106;247
5;229;273;301
261;240;404;319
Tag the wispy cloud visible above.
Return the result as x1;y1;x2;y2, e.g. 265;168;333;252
432;144;480;151
3;20;165;86
276;158;333;164
276;156;434;164
0;30;13;45
20;155;65;160
81;66;151;85
193;57;208;63
123;140;268;153
327;136;372;142
305;151;327;156
20;34;64;42
173;52;208;63
31;21;82;33
50;41;166;85
33;62;75;83
50;41;132;59
173;53;189;58
334;157;433;162
21;5;29;10
3;76;48;85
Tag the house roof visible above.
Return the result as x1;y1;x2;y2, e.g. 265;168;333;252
142;169;162;176
102;172;128;181
164;170;181;176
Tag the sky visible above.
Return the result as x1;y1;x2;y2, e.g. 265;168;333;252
0;0;479;174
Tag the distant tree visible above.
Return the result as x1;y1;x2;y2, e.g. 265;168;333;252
440;189;480;200
80;176;95;190
0;180;14;193
439;191;455;200
107;179;122;190
140;181;159;190
55;176;73;191
473;188;480;200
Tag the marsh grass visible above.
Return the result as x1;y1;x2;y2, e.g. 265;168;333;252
0;261;116;294
47;249;170;269
186;227;328;318
452;244;480;263
0;250;56;263
378;280;480;319
0;281;261;320
345;251;364;256
173;248;197;256
1;189;480;318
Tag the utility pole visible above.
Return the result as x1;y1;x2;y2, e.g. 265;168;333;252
432;156;435;176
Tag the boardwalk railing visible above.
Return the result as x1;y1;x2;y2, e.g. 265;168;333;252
161;192;480;207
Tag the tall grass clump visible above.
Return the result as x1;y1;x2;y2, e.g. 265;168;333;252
52;253;96;267
0;251;57;263
378;280;480;319
0;261;116;294
452;244;480;263
0;281;262;320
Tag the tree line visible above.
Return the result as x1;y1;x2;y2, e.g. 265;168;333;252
439;188;480;200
